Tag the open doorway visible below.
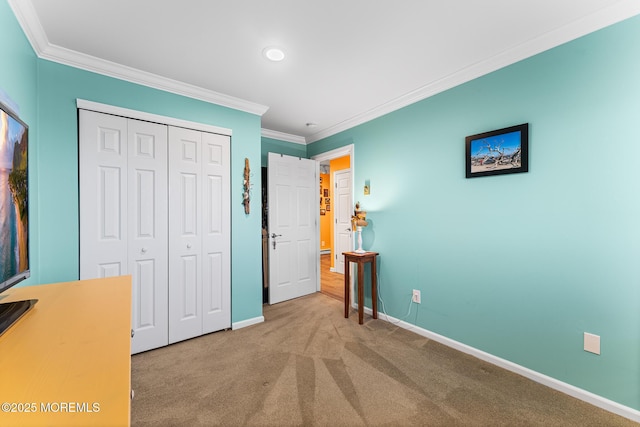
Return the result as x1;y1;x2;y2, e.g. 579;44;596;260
312;145;354;302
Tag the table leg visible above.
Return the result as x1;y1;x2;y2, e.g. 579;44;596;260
344;256;350;318
371;256;378;320
358;262;364;324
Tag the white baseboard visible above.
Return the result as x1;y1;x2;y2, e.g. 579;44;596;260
358;305;640;423
232;316;264;330
320;249;331;255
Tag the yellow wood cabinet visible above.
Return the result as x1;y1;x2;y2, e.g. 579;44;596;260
0;276;132;426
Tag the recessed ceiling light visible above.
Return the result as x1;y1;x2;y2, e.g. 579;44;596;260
263;47;285;62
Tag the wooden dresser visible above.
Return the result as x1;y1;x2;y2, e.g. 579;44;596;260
0;276;132;426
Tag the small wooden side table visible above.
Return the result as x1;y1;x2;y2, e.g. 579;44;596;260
343;251;379;324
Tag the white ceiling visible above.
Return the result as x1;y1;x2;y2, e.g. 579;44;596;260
9;0;640;143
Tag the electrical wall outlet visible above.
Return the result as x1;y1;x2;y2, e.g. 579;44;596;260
584;332;600;355
412;289;421;304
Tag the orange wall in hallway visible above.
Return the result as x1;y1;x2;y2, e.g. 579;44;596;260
320;173;331;251
328;156;350;268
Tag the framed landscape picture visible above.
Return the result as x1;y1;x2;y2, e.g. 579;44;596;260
465;123;528;178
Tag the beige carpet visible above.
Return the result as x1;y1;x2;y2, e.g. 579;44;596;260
131;293;637;426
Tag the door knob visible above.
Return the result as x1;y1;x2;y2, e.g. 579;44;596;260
271;233;282;250
187;243;192;249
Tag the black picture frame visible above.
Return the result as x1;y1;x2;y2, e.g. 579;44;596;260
465;123;528;178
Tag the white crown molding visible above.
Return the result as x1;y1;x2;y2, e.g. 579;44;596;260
261;128;306;145
307;1;640;144
8;0;269;117
47;43;269;116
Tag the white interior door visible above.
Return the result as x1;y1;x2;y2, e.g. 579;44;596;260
334;168;352;274
268;153;318;304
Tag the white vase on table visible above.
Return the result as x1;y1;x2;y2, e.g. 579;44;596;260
355;226;365;253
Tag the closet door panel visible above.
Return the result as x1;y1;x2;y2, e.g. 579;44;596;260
169;127;203;344
128;119;168;354
202;133;231;333
79;110;128;279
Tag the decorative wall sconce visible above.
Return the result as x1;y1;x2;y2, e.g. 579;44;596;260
243;158;251;214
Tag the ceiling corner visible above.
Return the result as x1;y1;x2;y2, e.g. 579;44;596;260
8;0;50;56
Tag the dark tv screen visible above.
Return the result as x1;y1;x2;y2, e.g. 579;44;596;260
0;101;29;294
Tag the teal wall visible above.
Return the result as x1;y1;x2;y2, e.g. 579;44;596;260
308;16;640;410
1;1;37;287
2;2;263;323
261;136;307;166
0;3;36;121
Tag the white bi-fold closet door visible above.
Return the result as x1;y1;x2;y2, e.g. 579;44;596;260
168;126;231;345
79;109;230;354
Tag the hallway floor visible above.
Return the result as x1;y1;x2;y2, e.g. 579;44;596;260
320;253;343;301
